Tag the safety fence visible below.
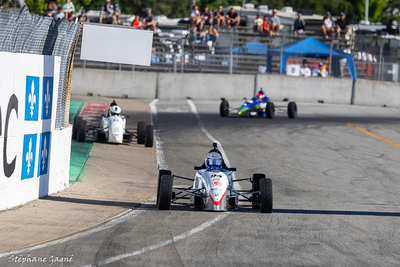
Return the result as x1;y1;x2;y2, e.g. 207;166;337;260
72;29;399;83
0;7;82;128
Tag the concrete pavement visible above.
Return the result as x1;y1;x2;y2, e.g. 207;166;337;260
0;97;157;254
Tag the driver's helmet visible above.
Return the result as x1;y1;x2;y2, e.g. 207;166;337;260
205;152;223;169
109;105;121;116
256;92;266;102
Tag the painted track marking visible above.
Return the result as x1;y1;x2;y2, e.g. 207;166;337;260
82;100;240;266
81;213;229;267
149;99;168;170
347;123;400;148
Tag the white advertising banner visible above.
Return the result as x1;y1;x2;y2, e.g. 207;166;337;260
0;52;61;210
80;23;153;66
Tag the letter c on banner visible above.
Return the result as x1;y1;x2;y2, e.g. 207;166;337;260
4;95;18;178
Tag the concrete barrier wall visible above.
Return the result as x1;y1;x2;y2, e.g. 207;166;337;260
71;68;157;99
0;53;70;211
71;68;400;107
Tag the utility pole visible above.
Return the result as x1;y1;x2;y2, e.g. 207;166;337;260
365;0;369;24
189;0;196;10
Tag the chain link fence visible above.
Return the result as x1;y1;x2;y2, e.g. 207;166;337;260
0;7;81;128
73;29;399;83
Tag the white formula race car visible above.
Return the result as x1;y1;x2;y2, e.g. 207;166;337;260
72;102;153;147
157;143;273;213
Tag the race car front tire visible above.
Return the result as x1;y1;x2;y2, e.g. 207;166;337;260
72;116;82;140
157;170;171;206
288;102;297;119
220;100;229;117
77;119;87;143
145;124;154;147
137;121;146;144
260;178;273;213
266;102;275;119
158;174;174;210
252;173;265;209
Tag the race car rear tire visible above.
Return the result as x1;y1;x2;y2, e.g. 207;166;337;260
77;119;87;143
260;178;273;213
72;116;82;140
137;121;146;144
252;173;265;209
288;102;297;119
145;124;154;147
158;174;173;210
220;100;229;117
266;102;275;119
157;170;171;205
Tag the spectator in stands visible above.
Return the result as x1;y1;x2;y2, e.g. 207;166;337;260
336;12;350;37
321;12;335;38
214;5;225;30
190;5;201;26
140;9;156;31
293;13;305;34
54;6;65;20
207;24;219;43
312;62;328;77
226;8;240;31
78;10;90;22
253;14;263;32
193;20;206;44
299;59;311;77
100;0;114;24
201;5;213;26
269;9;280;36
62;0;75;19
132;15;140;28
114;3;121;25
263;17;269;35
46;1;58;16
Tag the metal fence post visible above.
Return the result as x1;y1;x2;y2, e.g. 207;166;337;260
229;31;233;75
181;38;184;73
173;54;177;73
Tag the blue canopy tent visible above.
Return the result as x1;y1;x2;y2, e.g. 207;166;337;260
267;37;357;80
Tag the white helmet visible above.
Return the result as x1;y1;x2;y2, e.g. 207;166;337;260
109;105;121;116
205;152;223;169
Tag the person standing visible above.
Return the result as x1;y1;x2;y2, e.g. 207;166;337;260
336;12;350;37
321;12;335;38
269;9;281;36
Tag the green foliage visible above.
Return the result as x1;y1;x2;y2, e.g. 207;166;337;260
17;0;395;23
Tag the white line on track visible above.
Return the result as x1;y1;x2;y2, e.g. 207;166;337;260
0;209;146;259
81;100;239;266
82;212;229;267
149;99;168;170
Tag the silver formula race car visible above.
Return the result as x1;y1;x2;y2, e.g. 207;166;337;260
72;101;154;147
157;143;273;213
220;90;297;119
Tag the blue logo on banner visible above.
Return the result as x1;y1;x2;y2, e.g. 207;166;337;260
22;134;37;180
37;132;51;176
42;77;53;120
25;76;40;121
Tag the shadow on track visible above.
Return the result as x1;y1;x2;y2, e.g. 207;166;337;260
45;196;139;208
273;209;400;217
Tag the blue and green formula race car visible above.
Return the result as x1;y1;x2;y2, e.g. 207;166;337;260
219;90;297;119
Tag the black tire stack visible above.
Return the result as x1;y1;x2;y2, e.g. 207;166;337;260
72;116;87;143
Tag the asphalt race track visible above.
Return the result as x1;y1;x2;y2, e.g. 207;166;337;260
2;100;400;266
